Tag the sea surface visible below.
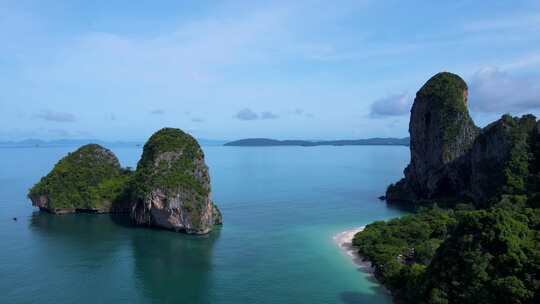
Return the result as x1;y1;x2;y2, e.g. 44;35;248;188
0;145;409;304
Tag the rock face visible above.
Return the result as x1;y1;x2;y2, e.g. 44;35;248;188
130;128;221;234
386;72;538;207
405;72;479;199
28;144;132;213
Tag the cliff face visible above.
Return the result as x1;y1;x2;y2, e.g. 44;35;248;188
130;128;221;234
403;72;479;200
386;72;538;207
28;144;132;213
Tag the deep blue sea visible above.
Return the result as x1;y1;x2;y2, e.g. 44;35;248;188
0;145;409;304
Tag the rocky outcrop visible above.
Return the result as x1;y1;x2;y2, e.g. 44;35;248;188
386;72;538;207
28;129;222;234
403;72;479;200
130;128;221;234
28;144;132;213
469;114;537;207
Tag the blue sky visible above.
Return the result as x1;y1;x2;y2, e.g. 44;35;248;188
1;0;540;141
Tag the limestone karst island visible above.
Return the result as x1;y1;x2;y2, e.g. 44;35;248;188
28;128;222;234
1;2;538;304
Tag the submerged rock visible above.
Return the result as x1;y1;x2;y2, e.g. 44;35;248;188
28;144;132;214
130;128;221;234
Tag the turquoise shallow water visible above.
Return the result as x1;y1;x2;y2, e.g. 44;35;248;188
0;145;408;304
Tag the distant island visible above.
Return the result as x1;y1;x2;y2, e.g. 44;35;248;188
224;137;409;147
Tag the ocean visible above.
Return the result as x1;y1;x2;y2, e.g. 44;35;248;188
0;145;408;304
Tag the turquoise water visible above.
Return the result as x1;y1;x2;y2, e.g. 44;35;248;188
0;145;408;304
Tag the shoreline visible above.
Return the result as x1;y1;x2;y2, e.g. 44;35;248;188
333;226;375;275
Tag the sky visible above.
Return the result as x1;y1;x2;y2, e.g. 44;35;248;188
1;0;540;141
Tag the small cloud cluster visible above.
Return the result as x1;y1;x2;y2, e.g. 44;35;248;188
261;111;279;119
150;109;165;115
292;108;314;118
369;93;411;118
34;111;77;122
468;67;540;113
235;108;279;120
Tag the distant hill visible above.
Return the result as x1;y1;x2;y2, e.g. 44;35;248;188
224;137;410;147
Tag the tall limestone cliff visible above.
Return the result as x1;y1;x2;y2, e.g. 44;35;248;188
130;128;221;234
386;72;538;207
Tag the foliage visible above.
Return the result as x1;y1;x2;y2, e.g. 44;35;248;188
28;144;132;210
423;206;540;304
355;205;540;303
134;128;208;196
501;114;537;196
353;208;457;301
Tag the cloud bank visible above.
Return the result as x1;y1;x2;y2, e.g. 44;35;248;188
468;67;540;113
34;111;76;122
369;93;411;118
235;108;280;120
235;108;259;120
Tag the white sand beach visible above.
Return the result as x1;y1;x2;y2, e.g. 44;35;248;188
333;226;375;274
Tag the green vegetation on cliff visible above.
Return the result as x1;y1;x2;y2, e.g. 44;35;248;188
28;144;132;211
356;203;540;303
354;208;457;302
416;72;477;156
134;128;209;199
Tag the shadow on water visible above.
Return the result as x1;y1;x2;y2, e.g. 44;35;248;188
30;211;125;241
109;212;136;228
30;210;221;303
28;211;131;280
131;227;221;303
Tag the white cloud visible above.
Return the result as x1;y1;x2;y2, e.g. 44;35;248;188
369;93;411;118
464;13;540;33
34;111;76;122
150;109;165;115
261;111;279;119
235;108;259;120
468;67;540;113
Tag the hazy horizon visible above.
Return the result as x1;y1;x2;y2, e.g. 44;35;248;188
0;135;412;144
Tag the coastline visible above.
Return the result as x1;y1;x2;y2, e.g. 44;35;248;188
333;226;375;275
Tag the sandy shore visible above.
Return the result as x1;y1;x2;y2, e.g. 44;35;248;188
333;226;375;274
